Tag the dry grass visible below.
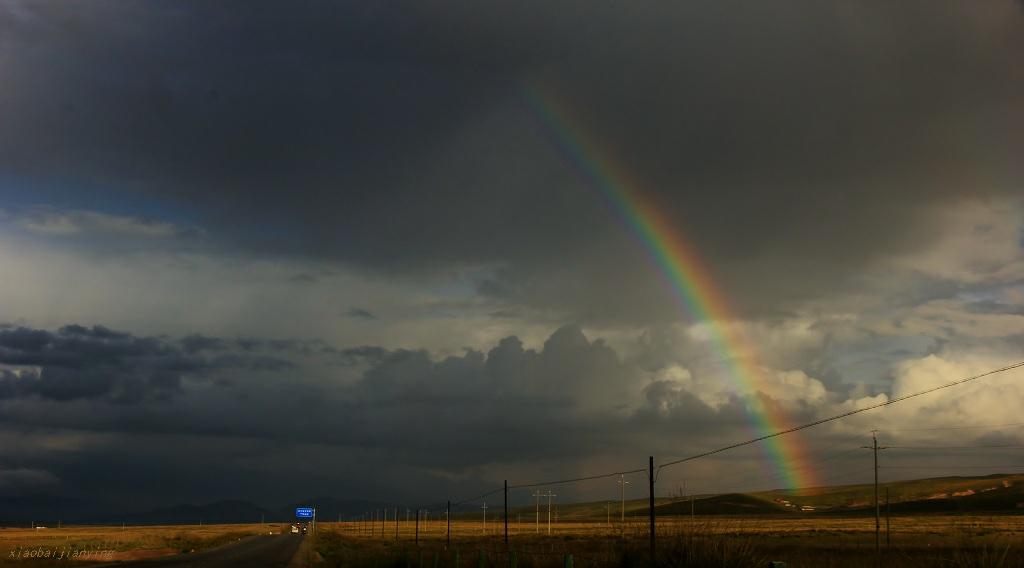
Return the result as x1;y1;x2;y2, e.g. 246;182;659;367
315;515;1024;567
0;523;283;566
330;515;1024;540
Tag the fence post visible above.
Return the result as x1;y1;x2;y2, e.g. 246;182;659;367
648;455;655;561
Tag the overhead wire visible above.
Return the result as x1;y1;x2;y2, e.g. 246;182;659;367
655;360;1024;477
508;468;648;490
878;422;1024;432
887;445;1024;450
433;360;1024;511
881;465;1024;470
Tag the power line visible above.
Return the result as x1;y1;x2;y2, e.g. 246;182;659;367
714;464;875;495
656;360;1024;476
508;468;647;490
440;360;1024;509
887;445;1024;450
881;465;1024;470
879;422;1024;432
452;488;504;507
816;466;876;485
682;445;866;494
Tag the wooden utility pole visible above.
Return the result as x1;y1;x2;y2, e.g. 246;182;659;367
415;509;420;545
648;456;655;561
482;501;488;534
617;474;630;537
395;508;399;540
532;491;541;533
862;431;889;566
537;491;556;535
504;480;509;547
446;501;451;550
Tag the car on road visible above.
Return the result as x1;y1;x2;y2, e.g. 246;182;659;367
290;525;299;534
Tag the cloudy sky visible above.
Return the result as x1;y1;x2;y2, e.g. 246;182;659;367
1;0;1023;519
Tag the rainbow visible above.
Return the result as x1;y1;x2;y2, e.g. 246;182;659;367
522;85;817;490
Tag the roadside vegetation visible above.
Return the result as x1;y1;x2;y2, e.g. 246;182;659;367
0;523;280;567
313;516;1024;568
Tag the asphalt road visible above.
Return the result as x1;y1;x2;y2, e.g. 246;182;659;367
98;534;304;568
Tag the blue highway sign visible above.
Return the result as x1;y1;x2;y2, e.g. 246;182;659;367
295;507;314;519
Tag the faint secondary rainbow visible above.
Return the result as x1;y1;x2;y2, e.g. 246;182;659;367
522;84;818;490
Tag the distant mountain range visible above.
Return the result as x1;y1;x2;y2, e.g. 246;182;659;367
4;474;1023;526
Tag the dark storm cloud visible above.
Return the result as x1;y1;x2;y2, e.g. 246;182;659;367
0;324;291;403
345;307;377;320
179;333;226;354
0;324;766;513
3;1;1021;322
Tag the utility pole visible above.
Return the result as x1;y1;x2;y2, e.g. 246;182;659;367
648;456;655;562
415;509;420;546
395;508;399;540
862;431;889;566
617;474;630;535
547;491;556;535
536;491;544;536
504;480;509;547
481;501;487;534
606;502;610;526
536;490;556;535
446;501;451;550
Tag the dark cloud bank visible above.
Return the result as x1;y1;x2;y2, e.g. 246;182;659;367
0;322;758;520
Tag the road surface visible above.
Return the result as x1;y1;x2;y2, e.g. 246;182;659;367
98;534;305;567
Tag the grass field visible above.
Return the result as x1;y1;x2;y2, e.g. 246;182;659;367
0;515;1021;566
314;514;1024;567
0;523;284;566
